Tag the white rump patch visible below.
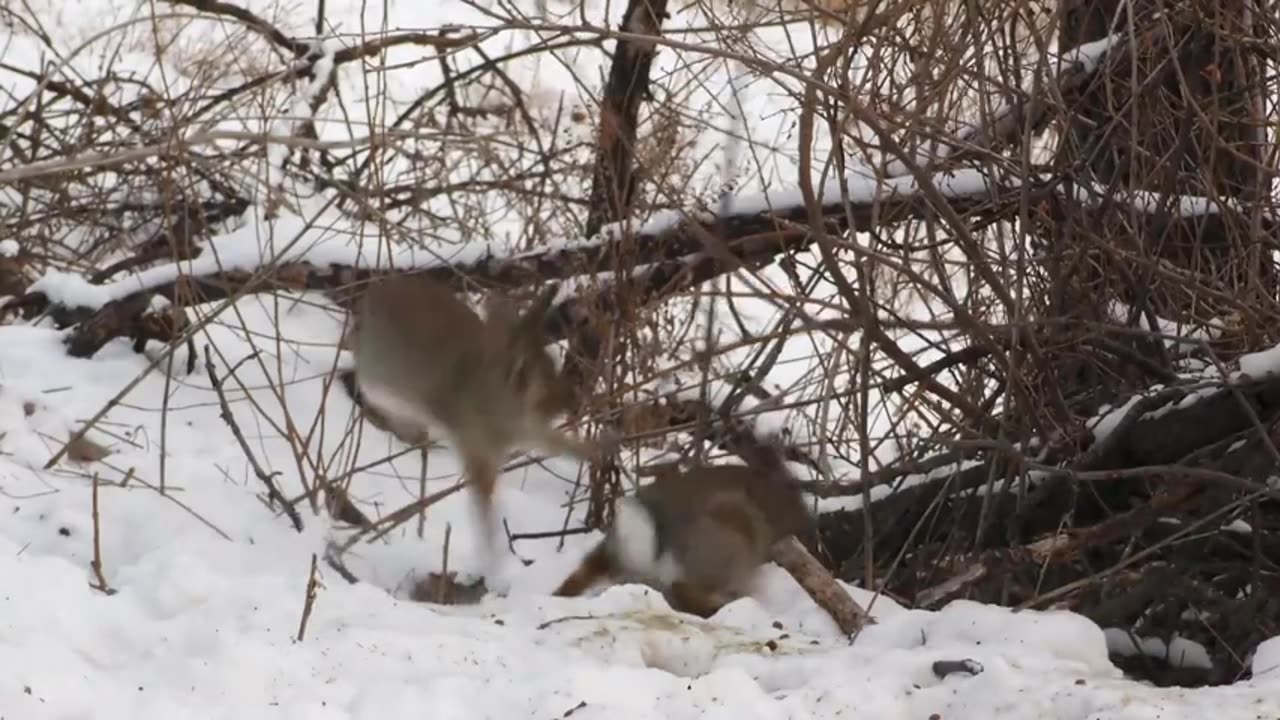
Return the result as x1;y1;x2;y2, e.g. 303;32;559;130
610;497;661;576
357;376;437;432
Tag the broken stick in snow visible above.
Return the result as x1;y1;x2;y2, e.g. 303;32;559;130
770;536;872;636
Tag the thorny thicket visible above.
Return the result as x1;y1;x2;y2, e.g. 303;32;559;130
2;0;1279;688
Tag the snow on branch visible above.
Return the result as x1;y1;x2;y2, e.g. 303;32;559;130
160;0;477;60
1068;178;1273;220
9;165;1024;358
10;153;1269;361
590;166;1008;244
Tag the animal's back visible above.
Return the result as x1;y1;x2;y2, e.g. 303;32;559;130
553;463;815;616
636;463;814;599
641;464;814;547
355;276;500;434
359;275;486;356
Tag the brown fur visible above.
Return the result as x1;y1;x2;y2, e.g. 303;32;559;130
352;275;600;563
552;464;814;618
552;541;613;598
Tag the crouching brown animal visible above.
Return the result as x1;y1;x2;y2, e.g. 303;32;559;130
553;463;814;618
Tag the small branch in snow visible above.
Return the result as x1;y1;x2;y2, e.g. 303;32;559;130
915;564;987;608
441;523;452;584
770;536;872;637
88;472;116;596
507;526;595;542
204;345;304;533
535;614;602;631
296;553;322;642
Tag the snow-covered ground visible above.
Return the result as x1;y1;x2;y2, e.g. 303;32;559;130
3;0;1280;717
1;305;1279;718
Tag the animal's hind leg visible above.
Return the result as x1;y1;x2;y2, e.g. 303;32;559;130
667;580;734;619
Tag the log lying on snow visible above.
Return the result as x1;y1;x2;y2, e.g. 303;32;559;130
818;365;1280;594
771;536;872;636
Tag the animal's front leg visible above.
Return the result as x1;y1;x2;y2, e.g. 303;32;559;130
538;428;601;461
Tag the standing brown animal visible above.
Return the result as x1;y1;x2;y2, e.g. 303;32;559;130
553;464;814;618
352;274;601;570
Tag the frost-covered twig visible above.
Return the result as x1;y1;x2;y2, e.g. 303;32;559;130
88;472;116;596
296;553;322;642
